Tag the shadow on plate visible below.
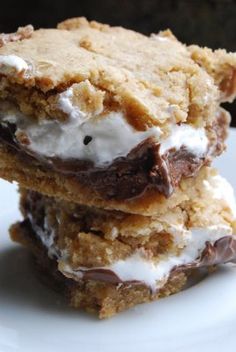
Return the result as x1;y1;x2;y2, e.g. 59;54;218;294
0;246;94;320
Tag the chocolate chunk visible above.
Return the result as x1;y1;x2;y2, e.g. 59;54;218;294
83;135;92;145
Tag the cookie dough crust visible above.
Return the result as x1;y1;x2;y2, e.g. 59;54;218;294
1;18;235;130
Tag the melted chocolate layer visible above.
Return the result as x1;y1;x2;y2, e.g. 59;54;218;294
0;112;228;200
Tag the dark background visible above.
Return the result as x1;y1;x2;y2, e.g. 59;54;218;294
1;0;236;125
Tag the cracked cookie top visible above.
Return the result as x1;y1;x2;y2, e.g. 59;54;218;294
0;17;235;131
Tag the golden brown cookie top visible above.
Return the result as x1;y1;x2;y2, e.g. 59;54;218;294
0;17;236;129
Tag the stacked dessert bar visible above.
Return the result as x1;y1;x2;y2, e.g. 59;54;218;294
0;18;236;318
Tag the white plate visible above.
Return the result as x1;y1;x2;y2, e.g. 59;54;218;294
0;129;236;352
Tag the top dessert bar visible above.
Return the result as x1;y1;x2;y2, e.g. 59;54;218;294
0;18;235;214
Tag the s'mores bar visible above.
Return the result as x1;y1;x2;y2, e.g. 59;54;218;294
1;18;236;318
10;167;236;318
0;18;235;214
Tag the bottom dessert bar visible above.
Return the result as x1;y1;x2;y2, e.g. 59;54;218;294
11;221;188;318
10;167;236;318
